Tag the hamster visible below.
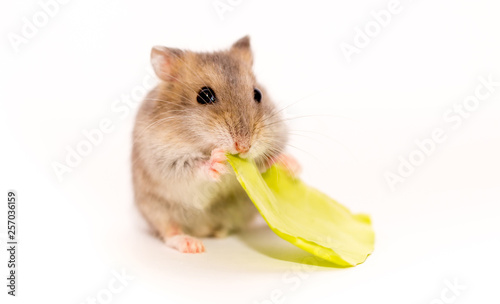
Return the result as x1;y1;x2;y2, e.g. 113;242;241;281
132;36;301;253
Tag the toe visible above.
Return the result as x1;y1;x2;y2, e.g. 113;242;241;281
211;162;227;175
211;148;227;162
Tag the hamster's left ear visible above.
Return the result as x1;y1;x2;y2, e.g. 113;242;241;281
230;35;253;66
151;46;183;82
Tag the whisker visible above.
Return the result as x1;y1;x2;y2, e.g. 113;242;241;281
255;89;324;126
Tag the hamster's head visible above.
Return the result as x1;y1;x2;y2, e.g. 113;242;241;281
150;36;288;164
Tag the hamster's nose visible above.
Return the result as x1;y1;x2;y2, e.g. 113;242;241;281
234;141;250;154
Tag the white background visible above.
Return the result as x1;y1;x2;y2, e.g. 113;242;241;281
1;0;499;303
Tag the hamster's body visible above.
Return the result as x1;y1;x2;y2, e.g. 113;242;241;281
133;88;257;239
132;36;299;253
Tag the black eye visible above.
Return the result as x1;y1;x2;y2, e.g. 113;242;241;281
254;88;262;103
197;87;217;104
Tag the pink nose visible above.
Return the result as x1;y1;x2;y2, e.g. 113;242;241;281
235;142;250;153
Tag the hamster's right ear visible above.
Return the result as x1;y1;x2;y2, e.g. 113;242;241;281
230;35;253;66
151;46;183;82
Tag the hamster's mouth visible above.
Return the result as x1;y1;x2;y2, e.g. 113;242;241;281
226;148;250;159
228;139;253;159
237;151;250;159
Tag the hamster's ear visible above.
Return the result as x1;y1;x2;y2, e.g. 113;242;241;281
151;46;183;82
230;35;253;66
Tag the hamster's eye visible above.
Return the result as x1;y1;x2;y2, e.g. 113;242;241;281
197;87;217;104
254;88;262;103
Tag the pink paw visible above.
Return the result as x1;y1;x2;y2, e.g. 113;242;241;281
273;154;301;176
166;235;205;253
204;148;228;180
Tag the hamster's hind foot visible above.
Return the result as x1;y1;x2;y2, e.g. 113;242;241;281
166;234;206;253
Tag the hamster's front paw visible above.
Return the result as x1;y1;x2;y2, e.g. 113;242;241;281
166;234;205;253
203;148;228;180
271;154;301;177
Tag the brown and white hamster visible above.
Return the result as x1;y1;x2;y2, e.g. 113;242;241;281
132;36;300;253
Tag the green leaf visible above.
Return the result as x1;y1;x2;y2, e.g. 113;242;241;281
227;154;375;267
